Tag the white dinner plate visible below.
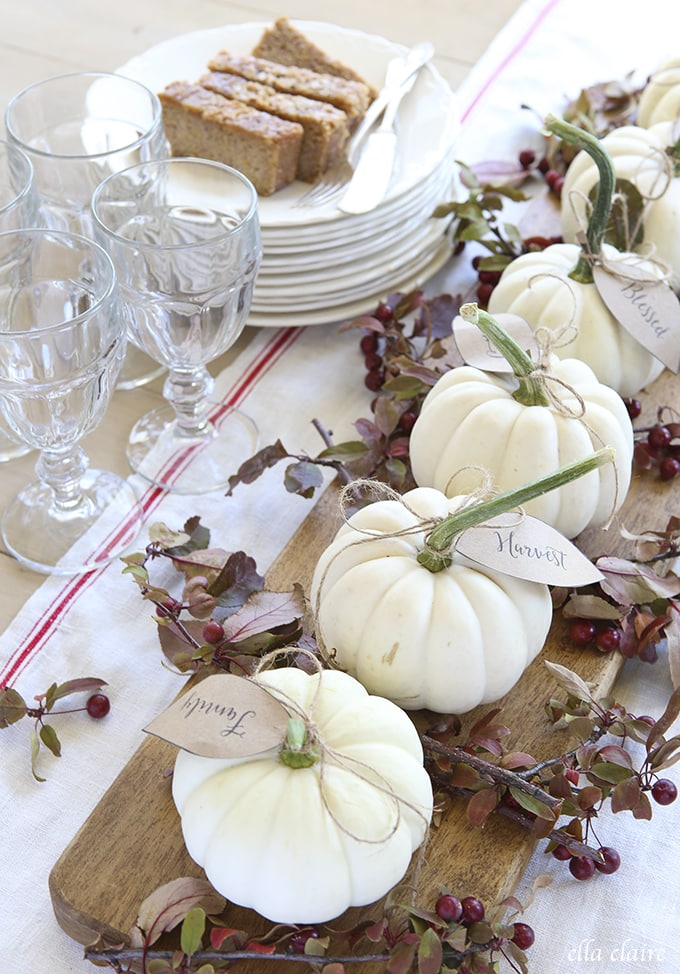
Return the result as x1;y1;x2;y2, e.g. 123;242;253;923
247;237;454;327
117;21;458;228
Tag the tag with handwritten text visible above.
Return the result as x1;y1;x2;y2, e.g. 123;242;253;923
453;312;539;372
593;262;680;372
455;513;603;585
144;673;290;759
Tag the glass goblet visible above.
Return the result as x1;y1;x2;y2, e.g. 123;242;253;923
0;228;143;575
4;71;168;389
91;157;262;495
0;139;37;461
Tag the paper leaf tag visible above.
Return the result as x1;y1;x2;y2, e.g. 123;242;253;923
144;673;290;759
453;312;539;372
455;513;603;586
593;262;680;372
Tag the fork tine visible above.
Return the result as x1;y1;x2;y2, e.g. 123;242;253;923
292;160;354;208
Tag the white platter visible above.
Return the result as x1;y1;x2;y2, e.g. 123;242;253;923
117;21;458;229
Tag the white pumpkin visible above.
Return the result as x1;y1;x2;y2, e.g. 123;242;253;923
559;122;680;292
408;352;633;539
172;667;433;924
638;59;680;127
487;242;666;396
310;486;553;714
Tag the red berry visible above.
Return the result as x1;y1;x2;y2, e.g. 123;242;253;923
86;693;110;719
359;333;378;355
659;456;680;481
289;929;318;954
460;896;485;924
544;168;562;189
595;846;621;874
551;843;573;861
398;410;418;433
364;371;384;392
476;282;494;305
478;269;502;285
537;157;550;174
637;715;656;726
364;351;383;371
519;149;536;169
569;856;596;880
648;425;672;449
523;235;551;251
435;893;463;922
471;255;483;270
512;922;535;950
551;175;565;198
595;626;621;654
568;618;596;646
623;398;642;420
651;778;678;805
373;302;393;324
156;598;180;618
202;620;225;644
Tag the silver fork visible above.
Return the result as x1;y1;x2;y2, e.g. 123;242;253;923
292;42;434;209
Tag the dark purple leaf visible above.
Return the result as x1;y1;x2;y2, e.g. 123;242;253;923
210;551;264;614
284;460;324;498
225;440;291;496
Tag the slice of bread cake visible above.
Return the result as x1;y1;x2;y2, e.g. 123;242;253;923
252;17;378;99
207;51;371;127
200;71;349;182
158;82;303;195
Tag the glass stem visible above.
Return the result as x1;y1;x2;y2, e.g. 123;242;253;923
163;367;215;438
36;446;89;516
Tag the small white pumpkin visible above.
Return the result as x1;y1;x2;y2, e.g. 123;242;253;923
489;114;672;396
559;121;680;292
172;667;433;924
310;485;553;714
409;308;634;539
638;58;680;127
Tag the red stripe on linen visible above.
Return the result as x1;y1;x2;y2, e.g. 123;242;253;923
459;0;562;124
0;325;303;686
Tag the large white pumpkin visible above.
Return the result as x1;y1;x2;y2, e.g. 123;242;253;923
310;486;553;714
487;242;666;396
172;667;433;924
408;353;633;539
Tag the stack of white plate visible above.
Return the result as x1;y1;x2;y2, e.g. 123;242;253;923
120;21;459;328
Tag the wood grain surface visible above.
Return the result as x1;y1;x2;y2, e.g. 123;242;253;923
48;368;680;970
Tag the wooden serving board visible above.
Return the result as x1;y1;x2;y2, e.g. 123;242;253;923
49;373;680;971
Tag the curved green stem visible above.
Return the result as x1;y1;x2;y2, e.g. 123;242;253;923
544;113;616;283
417;447;614;573
460;302;550;406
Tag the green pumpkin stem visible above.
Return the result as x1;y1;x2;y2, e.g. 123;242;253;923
459;302;550;407
543;113;616;284
417;446;614;573
279;717;319;769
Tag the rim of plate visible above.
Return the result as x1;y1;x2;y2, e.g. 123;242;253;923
247;236;454;327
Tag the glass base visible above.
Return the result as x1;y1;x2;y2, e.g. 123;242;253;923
2;470;144;575
116;344;166;391
126;401;258;494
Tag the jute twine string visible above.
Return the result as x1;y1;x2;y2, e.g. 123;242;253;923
251;646;432;850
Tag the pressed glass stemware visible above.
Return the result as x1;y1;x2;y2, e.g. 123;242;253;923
4;71;168;389
0;228;143;574
0;139;37;461
91;157;262;494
